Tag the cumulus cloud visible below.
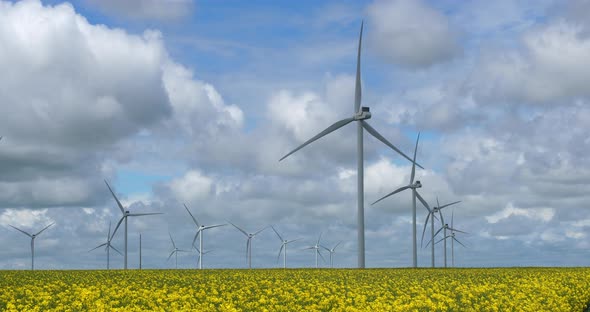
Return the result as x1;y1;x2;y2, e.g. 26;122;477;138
367;0;461;68
86;0;195;21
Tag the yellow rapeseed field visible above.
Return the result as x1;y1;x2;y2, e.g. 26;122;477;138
0;268;589;311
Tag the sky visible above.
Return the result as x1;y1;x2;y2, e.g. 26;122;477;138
0;0;589;270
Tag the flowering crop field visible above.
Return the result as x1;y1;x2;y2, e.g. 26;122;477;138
1;268;589;311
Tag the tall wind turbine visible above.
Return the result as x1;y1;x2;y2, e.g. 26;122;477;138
421;198;460;268
168;232;189;269
427;216;467;268
372;133;430;268
89;221;122;269
322;241;342;268
229;222;267;269
271;225;301;269
448;210;467;267
184;204;226;269
9;223;54;270
304;232;326;268
279;22;421;269
105;180;162;270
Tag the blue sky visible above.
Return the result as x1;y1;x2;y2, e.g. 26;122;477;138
0;0;589;270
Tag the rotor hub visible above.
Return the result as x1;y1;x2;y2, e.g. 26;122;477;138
354;106;371;120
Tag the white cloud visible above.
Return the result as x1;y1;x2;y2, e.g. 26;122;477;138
486;203;554;224
0;208;53;229
367;0;460;68
167;170;214;204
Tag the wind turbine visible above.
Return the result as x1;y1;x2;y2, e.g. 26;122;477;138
372;133;430;268
448;210;467;267
421;198;460;268
9;222;54;270
427;215;467;268
271;225;302;269
184;204;226;269
279;22;421;269
105;180;162;270
322;241;342;268
167;232;189;269
89;221;122;270
229;222;267;268
304;232;326;268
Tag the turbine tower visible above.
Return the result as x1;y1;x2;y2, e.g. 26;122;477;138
421;198;460;268
229;222;267;269
271;225;302;269
167;232;189;269
9;222;54;270
304;233;326;268
448;210;467;267
279;22;421;269
89;221;122;269
184;204;226;269
322;241;342;268
105;180;162;270
372;133;430;268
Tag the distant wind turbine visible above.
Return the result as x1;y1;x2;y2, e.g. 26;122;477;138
372;133;430;268
448;210;467;267
271;225;302;269
105;180;163;270
421;198;460;268
9;222;54;270
184;204;226;269
427;215;467;268
322;241;342;268
304;232;326;268
167;232;189;269
229;222;267;268
89;221;122;270
279;22;421;269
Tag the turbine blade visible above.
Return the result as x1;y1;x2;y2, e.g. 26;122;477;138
169;232;176;249
228;221;248;237
253;226;268;236
454;237;467;248
318;249;327;264
317;232;323;245
271;225;284;242
354;21;363;112
279;117;355;161
192;231;200;248
415;191;432;213
89;243;107;252
421;212;431;248
109;244;123;256
107;221;112;240
410;132;420;183
436;197;441;210
361;121;424;169
371;185;411;205
110;216;125;241
333;241;342;250
105;180;126;214
287;238;303;244
167;251;175;261
451;210;454;228
303;246;315;250
447;227;468;234
277;244;284;263
183;204;200;227
35;222;54;236
435;236;449;245
438;210;445;227
246;238;250;258
439;201;461;210
8;225;33;238
433;227;444;239
321;245;330;252
204;224;227;230
128;212;162;217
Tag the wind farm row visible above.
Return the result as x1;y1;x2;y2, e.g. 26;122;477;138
3;22;468;270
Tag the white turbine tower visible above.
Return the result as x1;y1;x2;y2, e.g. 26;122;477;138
167;232;189;269
105;180;163;270
322;241;342;268
304;233;326;268
9;222;54;270
89;221;122;269
279;22;421;269
271;225;302;269
372;133;430;268
184;204;226;269
229;222;267;269
421;198;460;268
447;211;467;267
193;246;213;269
427;215;467;268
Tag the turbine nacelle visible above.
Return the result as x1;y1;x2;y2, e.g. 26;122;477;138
353;107;371;120
411;180;422;189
